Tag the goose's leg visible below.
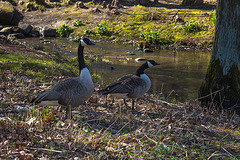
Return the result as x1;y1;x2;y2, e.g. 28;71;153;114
65;105;72;119
65;106;69;119
124;99;130;109
131;99;135;110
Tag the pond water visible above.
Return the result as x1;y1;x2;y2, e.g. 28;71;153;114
19;38;211;102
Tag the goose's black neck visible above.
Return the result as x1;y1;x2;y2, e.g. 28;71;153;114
136;62;148;76
78;44;86;74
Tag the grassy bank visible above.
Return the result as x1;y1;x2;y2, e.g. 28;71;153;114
67;4;216;49
0;40;240;159
20;0;217;49
0;50;77;81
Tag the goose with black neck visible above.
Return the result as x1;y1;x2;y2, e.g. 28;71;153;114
100;60;160;110
31;37;95;119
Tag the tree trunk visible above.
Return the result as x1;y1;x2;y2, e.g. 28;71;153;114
182;0;203;6
199;0;240;110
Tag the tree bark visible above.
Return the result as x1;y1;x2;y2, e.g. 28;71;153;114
199;0;240;110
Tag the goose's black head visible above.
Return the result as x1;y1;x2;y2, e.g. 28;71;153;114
146;60;160;68
80;38;95;46
136;60;159;76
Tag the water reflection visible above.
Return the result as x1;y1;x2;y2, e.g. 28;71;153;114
19;38;211;102
87;42;211;101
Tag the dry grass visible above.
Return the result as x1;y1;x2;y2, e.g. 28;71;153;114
0;38;239;159
0;72;240;159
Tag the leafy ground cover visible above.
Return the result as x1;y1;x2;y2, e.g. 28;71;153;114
72;4;216;49
0;39;240;159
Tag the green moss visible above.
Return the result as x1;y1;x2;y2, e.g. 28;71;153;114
2;7;9;11
87;1;94;5
199;59;240;108
0;2;14;13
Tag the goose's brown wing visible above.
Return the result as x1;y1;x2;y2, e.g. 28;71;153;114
102;74;145;95
31;78;85;105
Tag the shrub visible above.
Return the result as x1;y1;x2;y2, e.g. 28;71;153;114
84;29;95;35
140;31;172;45
72;19;84;27
69;36;81;42
140;31;159;44
182;21;203;33
96;23;110;36
92;73;101;83
56;24;72;37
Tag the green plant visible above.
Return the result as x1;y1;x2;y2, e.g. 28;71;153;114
66;16;72;20
139;31;172;45
72;19;84;26
70;36;81;42
56;24;72;37
182;21;203;33
37;5;45;11
210;10;216;25
140;31;159;44
84;29;95;35
92;73;101;83
96;23;110;36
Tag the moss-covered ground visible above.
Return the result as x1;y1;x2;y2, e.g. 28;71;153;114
70;4;216;49
20;0;217;49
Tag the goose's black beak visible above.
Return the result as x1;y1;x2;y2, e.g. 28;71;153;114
154;62;160;65
89;41;95;45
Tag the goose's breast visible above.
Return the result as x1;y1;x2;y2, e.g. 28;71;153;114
140;73;151;91
59;79;94;106
128;74;151;98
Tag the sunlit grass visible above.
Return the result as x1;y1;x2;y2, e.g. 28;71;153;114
0;52;78;81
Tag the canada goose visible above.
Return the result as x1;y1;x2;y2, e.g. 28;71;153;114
31;37;95;119
100;60;159;110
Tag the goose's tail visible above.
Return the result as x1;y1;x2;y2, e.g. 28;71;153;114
97;88;109;95
30;91;49;104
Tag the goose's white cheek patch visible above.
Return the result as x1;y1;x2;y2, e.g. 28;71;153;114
81;40;87;46
147;61;154;67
